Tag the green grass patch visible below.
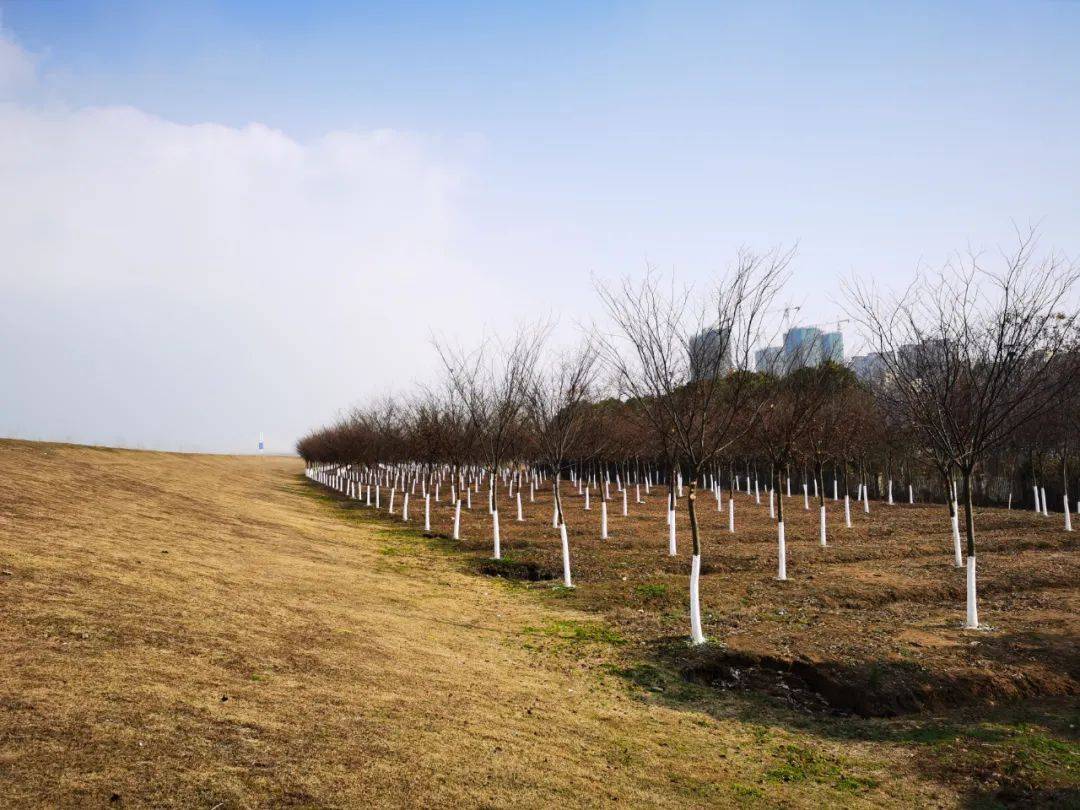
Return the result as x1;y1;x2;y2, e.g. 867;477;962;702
523;619;625;645
547;584;576;598
634;583;669;599
764;744;877;793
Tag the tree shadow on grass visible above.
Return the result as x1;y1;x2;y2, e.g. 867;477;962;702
613;639;1079;809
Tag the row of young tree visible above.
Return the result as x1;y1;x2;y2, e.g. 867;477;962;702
299;232;1079;640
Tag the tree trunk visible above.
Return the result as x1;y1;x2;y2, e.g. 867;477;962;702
1064;450;1073;532
842;459;852;527
816;459;827;546
776;466;787;579
552;473;573;587
686;479;705;644
962;467;978;628
947;469;962;566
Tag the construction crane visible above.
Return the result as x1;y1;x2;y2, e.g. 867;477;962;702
805;318;851;333
764;304;802;329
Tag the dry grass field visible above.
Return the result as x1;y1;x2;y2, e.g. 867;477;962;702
1;440;1076;808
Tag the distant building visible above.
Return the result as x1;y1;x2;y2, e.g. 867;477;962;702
755;345;784;374
850;353;887;381
821;331;844;363
899;339;946;370
758;325;845;374
784;327;823;368
689;327;732;380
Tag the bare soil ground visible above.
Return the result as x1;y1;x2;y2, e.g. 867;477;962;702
441;478;1078;719
0;441;1076;807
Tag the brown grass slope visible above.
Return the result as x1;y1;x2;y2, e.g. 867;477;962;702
0;440;1067;808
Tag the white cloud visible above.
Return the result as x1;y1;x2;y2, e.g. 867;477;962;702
0;28;500;453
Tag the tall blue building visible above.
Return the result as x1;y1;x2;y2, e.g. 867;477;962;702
822;331;844;363
758;325;845;374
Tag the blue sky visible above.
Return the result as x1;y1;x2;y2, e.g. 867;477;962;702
1;1;1078;451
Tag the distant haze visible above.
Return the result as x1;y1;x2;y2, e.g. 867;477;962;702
1;3;1078;453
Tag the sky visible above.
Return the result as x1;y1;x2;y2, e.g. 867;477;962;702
1;1;1078;453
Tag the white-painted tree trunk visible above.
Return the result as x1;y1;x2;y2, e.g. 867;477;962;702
777;521;787;580
560;523;573;587
622;489;628;516
1065;495;1073;532
516;492;523;522
375;486;381;509
728;497;735;533
754;479;760;504
668;514;677;556
1042;487;1049;516
424;494;431;531
965;555;979;629
786;477;791;497
492;511;501;559
803;483;809;510
689;554;705;644
601;500;609;539
636;483;642;503
863;484;870;513
453;500;461;540
585;489;590;510
819;505;827;546
467;489;472;509
951;510;963;567
768;488;775;519
1033;484;1040;512
844;495;852;527
402;494;409;521
888;479;894;505
909;484;914;504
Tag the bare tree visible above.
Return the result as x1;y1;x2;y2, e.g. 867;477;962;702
437;324;546;559
756;355;841;577
801;362;861;546
848;230;1080;628
597;249;790;644
523;338;600;587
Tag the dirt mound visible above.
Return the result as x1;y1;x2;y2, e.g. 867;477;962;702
675;644;1079;717
475;558;558;581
